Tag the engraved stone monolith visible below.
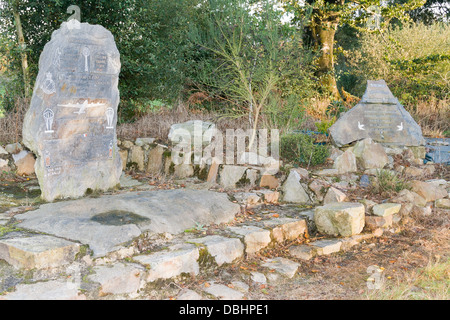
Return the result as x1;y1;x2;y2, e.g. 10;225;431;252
22;21;122;202
329;80;425;147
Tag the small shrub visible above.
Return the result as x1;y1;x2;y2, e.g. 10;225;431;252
371;169;411;195
280;133;329;167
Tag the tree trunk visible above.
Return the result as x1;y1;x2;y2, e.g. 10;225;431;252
310;4;342;99
12;1;30;98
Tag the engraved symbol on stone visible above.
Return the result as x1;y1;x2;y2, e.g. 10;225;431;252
358;121;365;131
41;73;56;95
82;46;91;72
43;109;55;133
397;122;404;131
53;47;62;69
108;141;113;158
57;100;106;115
44;150;51;168
67;5;81;30
105;107;114;129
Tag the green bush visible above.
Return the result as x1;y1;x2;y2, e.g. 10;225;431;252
280;133;329;167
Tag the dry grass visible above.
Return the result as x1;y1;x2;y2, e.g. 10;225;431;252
406;96;450;138
117;102;251;142
0;97;28;145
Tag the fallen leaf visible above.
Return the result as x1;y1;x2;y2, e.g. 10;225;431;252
272;213;279;218
204;282;211;288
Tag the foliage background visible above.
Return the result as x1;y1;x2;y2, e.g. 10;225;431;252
0;0;449;144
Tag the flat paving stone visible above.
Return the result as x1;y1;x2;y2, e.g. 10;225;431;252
133;244;200;282
309;239;342;256
0;235;80;269
190;235;244;266
262;257;299;278
1;280;86;300
203;283;244;300
227;226;271;254
88;263;144;295
15;189;239;257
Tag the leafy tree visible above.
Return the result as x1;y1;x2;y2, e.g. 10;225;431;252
282;0;426;99
190;0;315;148
0;0;206;116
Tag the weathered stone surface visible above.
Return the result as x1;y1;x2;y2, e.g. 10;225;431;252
2;280;86;300
262;257;299;278
262;218;307;243
390;189;426;207
281;170;311;204
289;245;315;260
259;174;280;189
134;244;200;282
309;179;328;202
190;235;244;266
333;150;357;174
0;159;10;171
134;137;155;147
88;263;143;295
118;149;128;171
323;187;347;204
22;22;122;202
372;203;402;217
228;226;271;254
168;120;216;145
0;145;8;155
15;189;239;257
0;235;80;270
314;202;365;237
130;145;145;171
365;215;393;230
309;239;342;256
173;164;194;179
250;272;267;284
404;166;425;177
411;180;447;202
203;283;244;300
352;138;389;170
256;189;280;204
14;151;36;176
176;289;204;300
4;143;22;154
219;165;247;189
435;198;450;209
233;192;261;206
329;80;425;147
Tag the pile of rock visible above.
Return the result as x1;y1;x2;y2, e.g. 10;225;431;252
0;142;35;176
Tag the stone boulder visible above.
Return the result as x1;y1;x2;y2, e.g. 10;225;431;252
168;120;215;145
219;165;247;189
333;149;357;174
314;202;365;237
22;21;122;201
411;180;447;202
13;151;36;176
323;187;347;204
352;138;389;170
281;170;311;204
329;80;425;147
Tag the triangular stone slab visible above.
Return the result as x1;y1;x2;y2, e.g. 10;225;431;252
329;80;425;147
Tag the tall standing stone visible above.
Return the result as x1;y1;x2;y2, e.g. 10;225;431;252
22;22;122;202
329;80;425;147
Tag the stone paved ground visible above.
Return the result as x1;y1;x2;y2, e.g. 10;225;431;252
0;168;449;300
